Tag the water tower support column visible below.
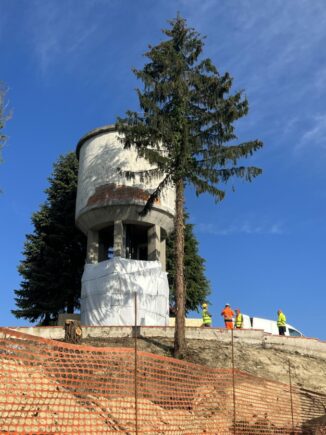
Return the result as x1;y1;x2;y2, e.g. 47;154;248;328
114;220;124;257
148;224;161;263
86;230;99;264
160;237;166;271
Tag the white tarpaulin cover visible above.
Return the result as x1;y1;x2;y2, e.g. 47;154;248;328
80;258;169;326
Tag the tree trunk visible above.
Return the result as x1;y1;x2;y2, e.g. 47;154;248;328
174;179;186;358
64;319;82;344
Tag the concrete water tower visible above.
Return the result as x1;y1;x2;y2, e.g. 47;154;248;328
76;125;176;326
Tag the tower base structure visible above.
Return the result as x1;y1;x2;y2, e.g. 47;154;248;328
80;258;169;326
76;125;176;327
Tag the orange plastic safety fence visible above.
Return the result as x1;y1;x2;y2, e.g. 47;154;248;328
0;327;325;434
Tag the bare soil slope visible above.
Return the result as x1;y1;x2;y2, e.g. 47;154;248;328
82;336;326;395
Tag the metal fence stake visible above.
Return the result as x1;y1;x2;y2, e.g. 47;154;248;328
134;291;138;435
288;360;295;432
232;328;236;435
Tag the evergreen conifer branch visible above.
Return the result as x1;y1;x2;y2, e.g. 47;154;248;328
116;16;263;357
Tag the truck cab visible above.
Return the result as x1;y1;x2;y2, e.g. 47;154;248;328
241;314;303;337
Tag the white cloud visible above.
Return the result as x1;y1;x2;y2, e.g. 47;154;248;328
10;0;326;162
174;0;326;165
296;114;326;153
25;1;102;74
197;220;284;236
269;223;283;235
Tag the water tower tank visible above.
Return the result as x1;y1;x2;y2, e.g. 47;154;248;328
76;125;175;326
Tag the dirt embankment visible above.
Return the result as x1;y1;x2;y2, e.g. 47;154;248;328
82;336;326;395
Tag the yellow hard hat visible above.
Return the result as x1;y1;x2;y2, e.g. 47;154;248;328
202;303;208;308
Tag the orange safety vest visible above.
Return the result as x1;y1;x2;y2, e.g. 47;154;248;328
221;307;234;321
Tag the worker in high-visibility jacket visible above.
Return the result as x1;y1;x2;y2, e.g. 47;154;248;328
235;309;243;329
221;303;234;329
201;303;212;327
277;309;286;336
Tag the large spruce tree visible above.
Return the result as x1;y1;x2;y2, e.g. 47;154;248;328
12;153;87;325
117;16;263;357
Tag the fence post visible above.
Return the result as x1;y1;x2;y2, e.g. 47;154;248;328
288;360;295;433
231;328;236;435
134;291;138;435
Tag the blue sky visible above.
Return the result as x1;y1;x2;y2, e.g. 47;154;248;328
1;0;325;339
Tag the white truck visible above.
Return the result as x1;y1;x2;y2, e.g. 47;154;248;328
241;314;303;337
